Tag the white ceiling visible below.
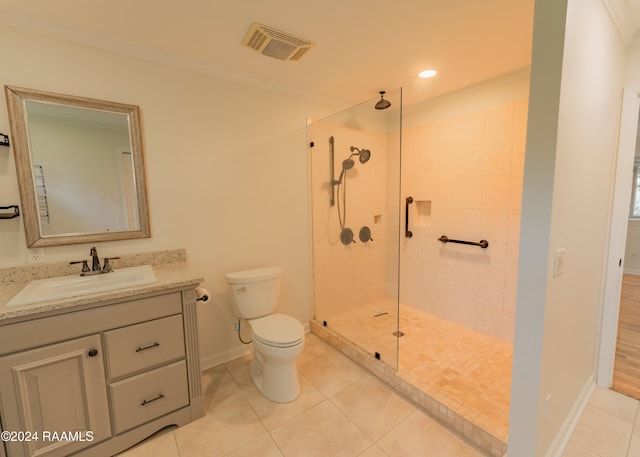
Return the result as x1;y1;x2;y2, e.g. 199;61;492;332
0;0;636;107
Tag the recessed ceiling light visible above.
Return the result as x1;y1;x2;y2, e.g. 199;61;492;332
419;69;437;79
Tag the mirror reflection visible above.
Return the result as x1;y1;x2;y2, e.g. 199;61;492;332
5;86;151;247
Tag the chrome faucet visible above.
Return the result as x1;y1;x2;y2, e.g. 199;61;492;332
90;246;101;272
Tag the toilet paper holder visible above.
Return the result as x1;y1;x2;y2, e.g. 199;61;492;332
196;287;210;303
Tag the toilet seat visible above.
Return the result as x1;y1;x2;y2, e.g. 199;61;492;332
250;314;304;348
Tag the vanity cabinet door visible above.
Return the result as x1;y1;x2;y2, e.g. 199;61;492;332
0;334;111;457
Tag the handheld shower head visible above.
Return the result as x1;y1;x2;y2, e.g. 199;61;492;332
342;158;355;170
332;158;355;186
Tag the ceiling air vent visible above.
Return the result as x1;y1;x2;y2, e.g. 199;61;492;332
242;23;314;61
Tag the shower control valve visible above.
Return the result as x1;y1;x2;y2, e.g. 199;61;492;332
340;228;356;245
359;226;373;243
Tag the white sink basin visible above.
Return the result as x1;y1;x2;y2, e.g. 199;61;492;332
6;265;157;308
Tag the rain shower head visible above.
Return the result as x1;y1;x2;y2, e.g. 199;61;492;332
375;91;391;110
349;146;372;164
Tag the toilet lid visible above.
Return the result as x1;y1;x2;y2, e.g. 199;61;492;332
251;314;304;347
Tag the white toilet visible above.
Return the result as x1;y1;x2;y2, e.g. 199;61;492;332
225;266;305;403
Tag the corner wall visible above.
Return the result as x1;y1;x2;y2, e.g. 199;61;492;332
509;0;626;455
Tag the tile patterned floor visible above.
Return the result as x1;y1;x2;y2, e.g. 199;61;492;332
325;301;512;443
117;333;487;457
116;332;639;457
561;387;640;457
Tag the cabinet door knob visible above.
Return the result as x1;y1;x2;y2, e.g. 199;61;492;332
87;349;99;357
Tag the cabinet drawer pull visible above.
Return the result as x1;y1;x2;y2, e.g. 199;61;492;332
140;393;165;406
135;342;160;353
87;349;99;357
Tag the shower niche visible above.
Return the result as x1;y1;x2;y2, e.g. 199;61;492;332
412;199;432;228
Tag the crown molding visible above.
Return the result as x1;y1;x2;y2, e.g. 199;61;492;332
602;0;640;44
0;12;344;107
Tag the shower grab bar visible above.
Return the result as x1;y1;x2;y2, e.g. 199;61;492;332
405;196;413;238
329;136;336;206
438;235;489;249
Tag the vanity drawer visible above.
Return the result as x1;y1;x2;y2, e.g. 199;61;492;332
104;314;185;379
110;360;189;434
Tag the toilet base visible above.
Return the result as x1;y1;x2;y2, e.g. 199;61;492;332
250;343;303;403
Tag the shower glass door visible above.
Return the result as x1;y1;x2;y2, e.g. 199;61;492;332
308;89;402;369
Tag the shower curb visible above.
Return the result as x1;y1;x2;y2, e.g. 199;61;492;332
310;320;507;457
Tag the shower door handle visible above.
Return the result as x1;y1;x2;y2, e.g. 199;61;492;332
405;196;413;238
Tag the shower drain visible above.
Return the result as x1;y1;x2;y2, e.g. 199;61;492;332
393;330;405;337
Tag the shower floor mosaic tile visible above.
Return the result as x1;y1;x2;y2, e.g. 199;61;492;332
316;300;513;456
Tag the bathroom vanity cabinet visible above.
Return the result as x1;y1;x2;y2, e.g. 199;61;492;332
0;285;203;457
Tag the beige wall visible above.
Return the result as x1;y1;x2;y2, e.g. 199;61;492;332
509;0;626;455
538;0;625;452
0;25;343;366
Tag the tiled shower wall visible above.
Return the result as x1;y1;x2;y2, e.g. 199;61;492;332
400;98;528;343
309;112;400;323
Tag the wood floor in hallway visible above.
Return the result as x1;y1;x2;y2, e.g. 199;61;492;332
613;273;640;400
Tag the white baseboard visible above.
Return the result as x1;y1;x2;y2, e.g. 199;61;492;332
544;373;595;457
199;321;311;371
200;344;253;371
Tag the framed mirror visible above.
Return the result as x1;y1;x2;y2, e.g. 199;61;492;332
5;86;151;247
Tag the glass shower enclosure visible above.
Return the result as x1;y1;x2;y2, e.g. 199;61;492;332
308;89;402;368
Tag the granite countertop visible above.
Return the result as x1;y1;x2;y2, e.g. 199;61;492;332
0;249;204;323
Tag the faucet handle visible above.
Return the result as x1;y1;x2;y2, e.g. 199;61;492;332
102;257;120;272
89;246;101;271
70;260;90;273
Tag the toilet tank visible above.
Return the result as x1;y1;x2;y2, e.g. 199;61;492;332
224;266;282;319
